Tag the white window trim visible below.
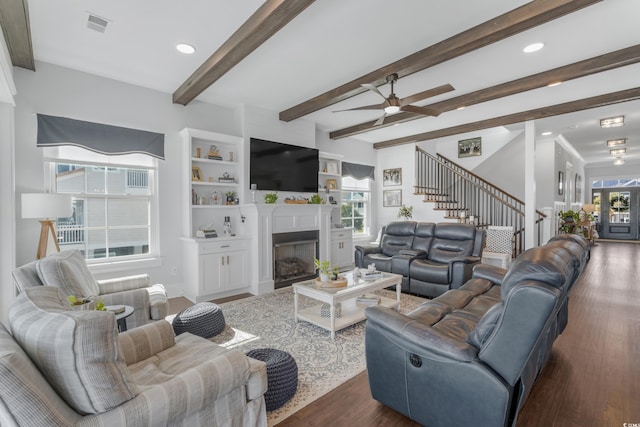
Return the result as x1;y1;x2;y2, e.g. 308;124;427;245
44;149;160;267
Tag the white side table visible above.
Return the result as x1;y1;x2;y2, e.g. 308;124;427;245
482;251;512;270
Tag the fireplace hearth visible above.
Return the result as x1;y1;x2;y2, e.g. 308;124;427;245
272;230;319;289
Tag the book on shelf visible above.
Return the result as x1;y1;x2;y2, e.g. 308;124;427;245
208;155;223;161
356;294;381;306
218;178;236;183
196;229;218;238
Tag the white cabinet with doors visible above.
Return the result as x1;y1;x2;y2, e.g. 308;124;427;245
183;238;249;302
331;228;353;271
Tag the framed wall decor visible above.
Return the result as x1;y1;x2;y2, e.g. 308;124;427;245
557;171;564;196
458;137;482;158
192;166;202;182
383;168;402;186
574;173;582;201
383;189;402;207
326;178;337;190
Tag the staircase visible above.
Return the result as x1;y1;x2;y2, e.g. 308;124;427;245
414;147;546;256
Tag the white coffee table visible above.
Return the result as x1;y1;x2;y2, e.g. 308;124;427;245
292;272;402;339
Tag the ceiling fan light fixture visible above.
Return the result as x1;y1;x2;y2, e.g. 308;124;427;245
610;148;626;155
607;139;626;147
523;42;544;53
176;43;196;54
384;105;401;114
600;116;624;128
613;157;625;166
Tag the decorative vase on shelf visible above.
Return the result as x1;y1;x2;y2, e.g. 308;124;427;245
320;273;329;283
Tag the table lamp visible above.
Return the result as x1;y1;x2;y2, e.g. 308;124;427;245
582;204;596;213
21;193;73;259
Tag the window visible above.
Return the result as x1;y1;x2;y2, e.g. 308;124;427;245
45;147;157;262
341;176;371;235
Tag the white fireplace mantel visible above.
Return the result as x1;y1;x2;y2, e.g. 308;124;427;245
244;204;334;295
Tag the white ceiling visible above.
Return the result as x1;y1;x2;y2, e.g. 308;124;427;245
26;0;640;167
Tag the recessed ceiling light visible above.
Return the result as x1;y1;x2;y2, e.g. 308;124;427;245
176;43;196;54
600;116;624;128
613;157;625;166
610;148;626;155
456;106;466;111
523;42;545;53
607;139;626;147
541;131;552;136
547;81;562;87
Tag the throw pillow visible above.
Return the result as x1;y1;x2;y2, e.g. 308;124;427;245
484;227;513;254
36;249;100;298
8;286;137;415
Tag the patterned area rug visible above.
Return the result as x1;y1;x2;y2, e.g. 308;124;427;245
210;287;427;426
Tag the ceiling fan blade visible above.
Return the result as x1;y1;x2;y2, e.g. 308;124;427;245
333;103;383;112
400;83;455;106
361;83;387;100
401;105;442;117
374;113;387;126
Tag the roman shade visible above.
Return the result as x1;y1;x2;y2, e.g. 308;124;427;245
37;114;165;159
342;161;375;180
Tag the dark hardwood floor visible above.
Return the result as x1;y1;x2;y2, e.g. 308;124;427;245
169;242;640;426
276;242;640;427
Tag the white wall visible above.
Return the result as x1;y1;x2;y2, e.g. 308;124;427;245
0;103;15;327
12;61;242;297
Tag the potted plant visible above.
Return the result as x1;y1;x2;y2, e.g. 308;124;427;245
314;258;332;282
398;205;413;219
264;192;278;204
310;194;323;204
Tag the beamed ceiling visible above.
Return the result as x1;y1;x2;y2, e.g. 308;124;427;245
2;0;640;165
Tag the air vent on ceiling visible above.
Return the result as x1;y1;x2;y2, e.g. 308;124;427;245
87;13;109;33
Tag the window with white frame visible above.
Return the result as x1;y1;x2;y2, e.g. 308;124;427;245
341;175;371;235
45;146;157;262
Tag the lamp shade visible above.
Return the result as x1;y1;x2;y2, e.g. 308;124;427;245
21;193;73;219
582;204;597;214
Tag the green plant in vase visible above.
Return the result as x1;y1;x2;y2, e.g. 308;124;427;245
264;192;278;204
398;205;413;219
310;194;323;204
314;258;332;282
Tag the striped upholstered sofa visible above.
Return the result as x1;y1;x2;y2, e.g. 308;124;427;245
0;286;267;426
11;249;168;330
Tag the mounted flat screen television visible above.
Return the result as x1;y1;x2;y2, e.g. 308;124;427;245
250;138;319;193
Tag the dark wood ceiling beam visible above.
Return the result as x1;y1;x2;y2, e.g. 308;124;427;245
0;0;34;70
331;44;640;139
373;87;640;149
279;0;602;122
173;0;316;106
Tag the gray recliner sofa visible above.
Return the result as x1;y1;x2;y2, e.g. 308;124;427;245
354;221;485;297
364;234;588;427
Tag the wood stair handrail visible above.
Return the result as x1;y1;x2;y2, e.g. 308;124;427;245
433;150;547;218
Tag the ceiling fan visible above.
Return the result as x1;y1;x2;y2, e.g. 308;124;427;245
335;73;454;125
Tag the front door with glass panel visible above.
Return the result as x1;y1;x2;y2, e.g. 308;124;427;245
599;188;639;240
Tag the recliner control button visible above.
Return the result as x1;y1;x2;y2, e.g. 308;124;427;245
409;353;422;367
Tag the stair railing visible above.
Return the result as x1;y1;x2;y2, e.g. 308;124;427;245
415;147;546;256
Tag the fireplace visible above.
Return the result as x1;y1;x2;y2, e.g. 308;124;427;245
272;230;319;289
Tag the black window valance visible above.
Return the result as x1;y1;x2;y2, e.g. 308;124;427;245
37;114;165;159
342;161;375;180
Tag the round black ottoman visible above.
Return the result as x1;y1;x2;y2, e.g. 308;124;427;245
247;348;298;411
172;302;226;338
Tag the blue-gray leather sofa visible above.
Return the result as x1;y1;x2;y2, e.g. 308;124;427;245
354;221;485;297
364;234;588;427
